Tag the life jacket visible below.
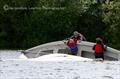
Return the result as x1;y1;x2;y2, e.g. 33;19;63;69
95;44;103;53
67;39;76;48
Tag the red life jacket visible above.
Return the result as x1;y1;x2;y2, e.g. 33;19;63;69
67;39;76;48
95;44;103;53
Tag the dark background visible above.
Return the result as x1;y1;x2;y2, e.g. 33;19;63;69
0;0;120;50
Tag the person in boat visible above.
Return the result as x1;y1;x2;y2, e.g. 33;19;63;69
92;37;106;61
64;31;86;55
64;38;78;55
70;31;86;43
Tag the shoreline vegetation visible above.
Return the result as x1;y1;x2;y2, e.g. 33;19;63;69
0;0;120;50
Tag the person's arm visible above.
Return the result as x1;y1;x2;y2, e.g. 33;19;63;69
92;45;96;50
104;45;107;51
70;35;74;39
76;35;81;43
82;35;86;41
63;40;67;44
77;40;81;43
80;34;86;41
102;44;107;51
64;35;74;41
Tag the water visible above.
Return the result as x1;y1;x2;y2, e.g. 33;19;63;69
0;50;27;59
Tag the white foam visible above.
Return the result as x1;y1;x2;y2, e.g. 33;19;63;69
0;50;27;59
32;54;92;61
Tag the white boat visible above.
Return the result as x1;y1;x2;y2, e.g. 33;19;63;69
22;41;120;60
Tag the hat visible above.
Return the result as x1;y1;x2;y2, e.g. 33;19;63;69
96;37;102;42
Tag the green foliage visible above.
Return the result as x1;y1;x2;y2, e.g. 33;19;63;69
0;0;120;50
102;0;120;49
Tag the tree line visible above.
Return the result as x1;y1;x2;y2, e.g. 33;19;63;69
0;0;120;50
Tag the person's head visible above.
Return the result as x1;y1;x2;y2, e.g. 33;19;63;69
73;31;79;36
96;37;102;44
